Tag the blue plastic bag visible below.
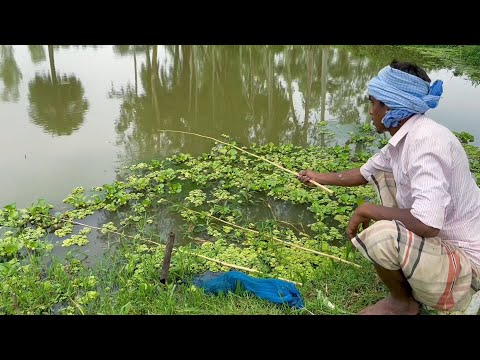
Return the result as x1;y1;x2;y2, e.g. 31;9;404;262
191;270;304;309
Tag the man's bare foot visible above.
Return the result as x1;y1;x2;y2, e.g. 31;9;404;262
358;296;420;315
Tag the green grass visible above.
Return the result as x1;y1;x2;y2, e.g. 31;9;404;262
1;128;477;315
401;45;480;84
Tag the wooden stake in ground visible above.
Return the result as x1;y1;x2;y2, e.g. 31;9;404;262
13;293;20;314
160;232;176;284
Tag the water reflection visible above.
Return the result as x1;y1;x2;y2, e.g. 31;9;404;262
28;45;46;64
28;45;89;136
111;45;347;160
0;45;22;102
1;45;479;211
110;45;451;158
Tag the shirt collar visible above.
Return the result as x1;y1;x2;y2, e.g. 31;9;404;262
388;113;422;147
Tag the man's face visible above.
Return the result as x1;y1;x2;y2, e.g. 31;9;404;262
368;95;389;134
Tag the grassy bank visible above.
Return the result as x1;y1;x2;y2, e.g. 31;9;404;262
341;45;480;85
400;45;480;84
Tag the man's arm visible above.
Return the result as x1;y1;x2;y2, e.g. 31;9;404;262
298;147;392;187
347;203;440;240
297;168;368;187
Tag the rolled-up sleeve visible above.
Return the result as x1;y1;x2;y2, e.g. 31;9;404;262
360;146;392;182
409;137;452;230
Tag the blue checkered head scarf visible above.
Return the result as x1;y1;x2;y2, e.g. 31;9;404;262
367;65;443;128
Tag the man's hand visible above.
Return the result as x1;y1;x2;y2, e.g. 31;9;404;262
346;202;441;239
347;203;372;240
296;170;318;187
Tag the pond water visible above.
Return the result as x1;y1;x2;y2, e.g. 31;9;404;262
2;45;479;261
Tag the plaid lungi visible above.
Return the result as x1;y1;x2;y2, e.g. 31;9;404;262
352;171;480;311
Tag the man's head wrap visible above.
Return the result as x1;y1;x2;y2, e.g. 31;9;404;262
367;65;443;128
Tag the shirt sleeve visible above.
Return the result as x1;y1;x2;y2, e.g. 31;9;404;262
360;145;393;182
408;136;452;230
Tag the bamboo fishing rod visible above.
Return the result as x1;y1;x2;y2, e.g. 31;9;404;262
56;218;302;286
57;221;356;314
187;209;360;268
158;129;334;194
